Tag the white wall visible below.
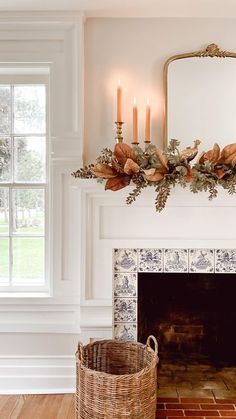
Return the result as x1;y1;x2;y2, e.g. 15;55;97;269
0;12;84;394
2;15;236;394
84;18;236;162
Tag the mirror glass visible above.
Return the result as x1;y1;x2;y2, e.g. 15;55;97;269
167;57;236;151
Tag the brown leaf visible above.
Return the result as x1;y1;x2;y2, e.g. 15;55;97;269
156;148;168;170
114;143;137;165
205;143;220;163
143;168;155;176
218;143;236;163
199;143;220;165
215;168;226;179
123;158;140;175
232;154;236;166
210;143;221;163
105;175;130;191
185;166;193;182
224;151;236;165
144;170;164;182
92;163;117;179
198;151;206;164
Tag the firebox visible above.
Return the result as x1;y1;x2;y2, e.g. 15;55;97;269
138;272;236;367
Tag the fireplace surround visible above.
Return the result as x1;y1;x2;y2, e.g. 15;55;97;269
113;248;236;366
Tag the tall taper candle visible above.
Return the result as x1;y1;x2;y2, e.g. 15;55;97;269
145;98;151;142
117;80;122;122
133;97;138;144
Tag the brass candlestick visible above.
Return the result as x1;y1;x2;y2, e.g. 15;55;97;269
115;121;124;143
131;141;139;146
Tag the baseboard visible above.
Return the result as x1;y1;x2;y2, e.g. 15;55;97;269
0;356;76;394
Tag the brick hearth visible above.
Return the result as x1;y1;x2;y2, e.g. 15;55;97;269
156;397;236;419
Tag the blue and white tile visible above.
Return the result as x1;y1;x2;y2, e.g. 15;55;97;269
189;249;214;273
139;248;163;272
114;298;137;322
215;249;236;273
164;248;188;272
114;323;137;341
114;273;137;297
114;249;138;273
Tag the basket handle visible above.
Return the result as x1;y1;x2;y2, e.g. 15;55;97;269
146;335;158;355
77;342;84;362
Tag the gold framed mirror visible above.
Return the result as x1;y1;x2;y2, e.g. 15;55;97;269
163;44;236;150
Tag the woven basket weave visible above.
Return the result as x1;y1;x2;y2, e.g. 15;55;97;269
75;335;158;419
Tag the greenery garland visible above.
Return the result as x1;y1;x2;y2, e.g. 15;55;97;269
72;139;236;212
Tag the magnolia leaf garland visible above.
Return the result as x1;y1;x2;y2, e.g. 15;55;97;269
72;140;236;212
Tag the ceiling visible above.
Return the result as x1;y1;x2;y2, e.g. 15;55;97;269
1;0;236;17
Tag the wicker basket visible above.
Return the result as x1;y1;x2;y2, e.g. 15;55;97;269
75;335;158;419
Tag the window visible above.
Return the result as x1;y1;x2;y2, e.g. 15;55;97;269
0;78;49;292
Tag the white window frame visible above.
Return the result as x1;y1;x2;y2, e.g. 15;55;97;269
0;71;51;294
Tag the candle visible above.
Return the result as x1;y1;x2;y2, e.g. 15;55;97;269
117;80;122;122
133;97;138;144
145;98;151;142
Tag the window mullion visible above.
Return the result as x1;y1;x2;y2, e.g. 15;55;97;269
9;86;14;287
9;187;13;287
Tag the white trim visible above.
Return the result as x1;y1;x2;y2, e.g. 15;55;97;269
0;354;76;393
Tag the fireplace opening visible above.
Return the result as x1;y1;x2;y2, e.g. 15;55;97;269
138;272;236;367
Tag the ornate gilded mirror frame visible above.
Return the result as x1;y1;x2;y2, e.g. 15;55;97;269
163;43;236;149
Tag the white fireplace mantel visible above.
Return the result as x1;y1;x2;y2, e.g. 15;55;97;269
70;178;236;342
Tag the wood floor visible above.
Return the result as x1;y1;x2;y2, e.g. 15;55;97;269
0;394;75;419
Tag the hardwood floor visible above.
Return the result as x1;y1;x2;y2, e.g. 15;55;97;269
0;394;75;419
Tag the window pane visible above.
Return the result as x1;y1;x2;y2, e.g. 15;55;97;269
0;188;9;234
0;86;11;135
12;237;44;284
14;85;46;134
0;238;9;284
13;188;44;234
0;138;11;182
14;136;45;182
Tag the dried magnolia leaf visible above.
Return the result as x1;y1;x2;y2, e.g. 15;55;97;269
156;148;168;170
92;163;117;178
123;158;140;175
224;151;236;165
215;168;226;179
198;152;206;164
143;168;156;176
199;143;220;165
185;167;193;182
144;170;164;182
105;175;130;191
232;154;236;166
211;143;221;163
114;143;137;165
219;143;236;163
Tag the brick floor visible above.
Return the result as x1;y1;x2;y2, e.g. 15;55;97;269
156;397;236;419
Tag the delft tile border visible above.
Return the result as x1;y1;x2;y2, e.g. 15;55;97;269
113;248;236;342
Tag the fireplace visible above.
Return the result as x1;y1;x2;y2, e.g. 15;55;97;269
138;272;236;367
113;248;236;367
